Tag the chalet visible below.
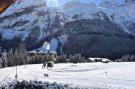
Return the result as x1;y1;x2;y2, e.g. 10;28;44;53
28;49;57;60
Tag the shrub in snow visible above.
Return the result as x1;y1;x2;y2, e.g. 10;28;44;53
0;80;83;89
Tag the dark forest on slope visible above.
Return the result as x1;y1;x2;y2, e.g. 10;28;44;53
62;19;135;60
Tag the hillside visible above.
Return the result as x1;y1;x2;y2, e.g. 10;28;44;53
0;0;135;59
62;18;135;59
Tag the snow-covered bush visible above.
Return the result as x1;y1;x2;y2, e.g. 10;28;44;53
0;80;82;89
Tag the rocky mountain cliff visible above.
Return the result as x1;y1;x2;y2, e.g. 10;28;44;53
0;0;135;59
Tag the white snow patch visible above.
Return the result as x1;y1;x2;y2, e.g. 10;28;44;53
49;38;58;52
0;63;135;89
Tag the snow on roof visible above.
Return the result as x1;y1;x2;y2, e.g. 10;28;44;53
28;49;57;54
49;50;57;54
28;50;37;53
89;58;110;61
102;58;111;61
89;58;102;60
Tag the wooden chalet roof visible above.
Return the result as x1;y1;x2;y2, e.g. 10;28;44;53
0;0;16;14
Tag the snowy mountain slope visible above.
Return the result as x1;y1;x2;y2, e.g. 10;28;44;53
0;0;49;41
0;0;135;57
62;0;135;34
0;0;61;52
100;0;135;34
2;0;135;40
0;63;135;89
63;0;101;20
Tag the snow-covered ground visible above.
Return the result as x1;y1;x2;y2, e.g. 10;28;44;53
0;62;135;89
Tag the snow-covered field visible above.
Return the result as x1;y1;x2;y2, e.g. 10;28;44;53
0;62;135;89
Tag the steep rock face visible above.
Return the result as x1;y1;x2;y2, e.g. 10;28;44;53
0;0;49;40
100;0;135;34
0;0;103;51
0;0;65;50
1;0;135;40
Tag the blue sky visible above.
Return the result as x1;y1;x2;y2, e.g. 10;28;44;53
58;0;125;6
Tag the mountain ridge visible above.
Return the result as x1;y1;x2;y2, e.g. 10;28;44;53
0;0;135;59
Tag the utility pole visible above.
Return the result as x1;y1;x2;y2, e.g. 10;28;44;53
15;60;18;81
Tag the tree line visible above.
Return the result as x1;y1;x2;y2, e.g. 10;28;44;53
0;43;135;68
0;43;86;68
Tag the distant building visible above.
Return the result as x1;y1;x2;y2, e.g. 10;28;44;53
28;49;57;62
28;40;57;61
29;49;57;55
88;58;111;63
29;49;57;57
